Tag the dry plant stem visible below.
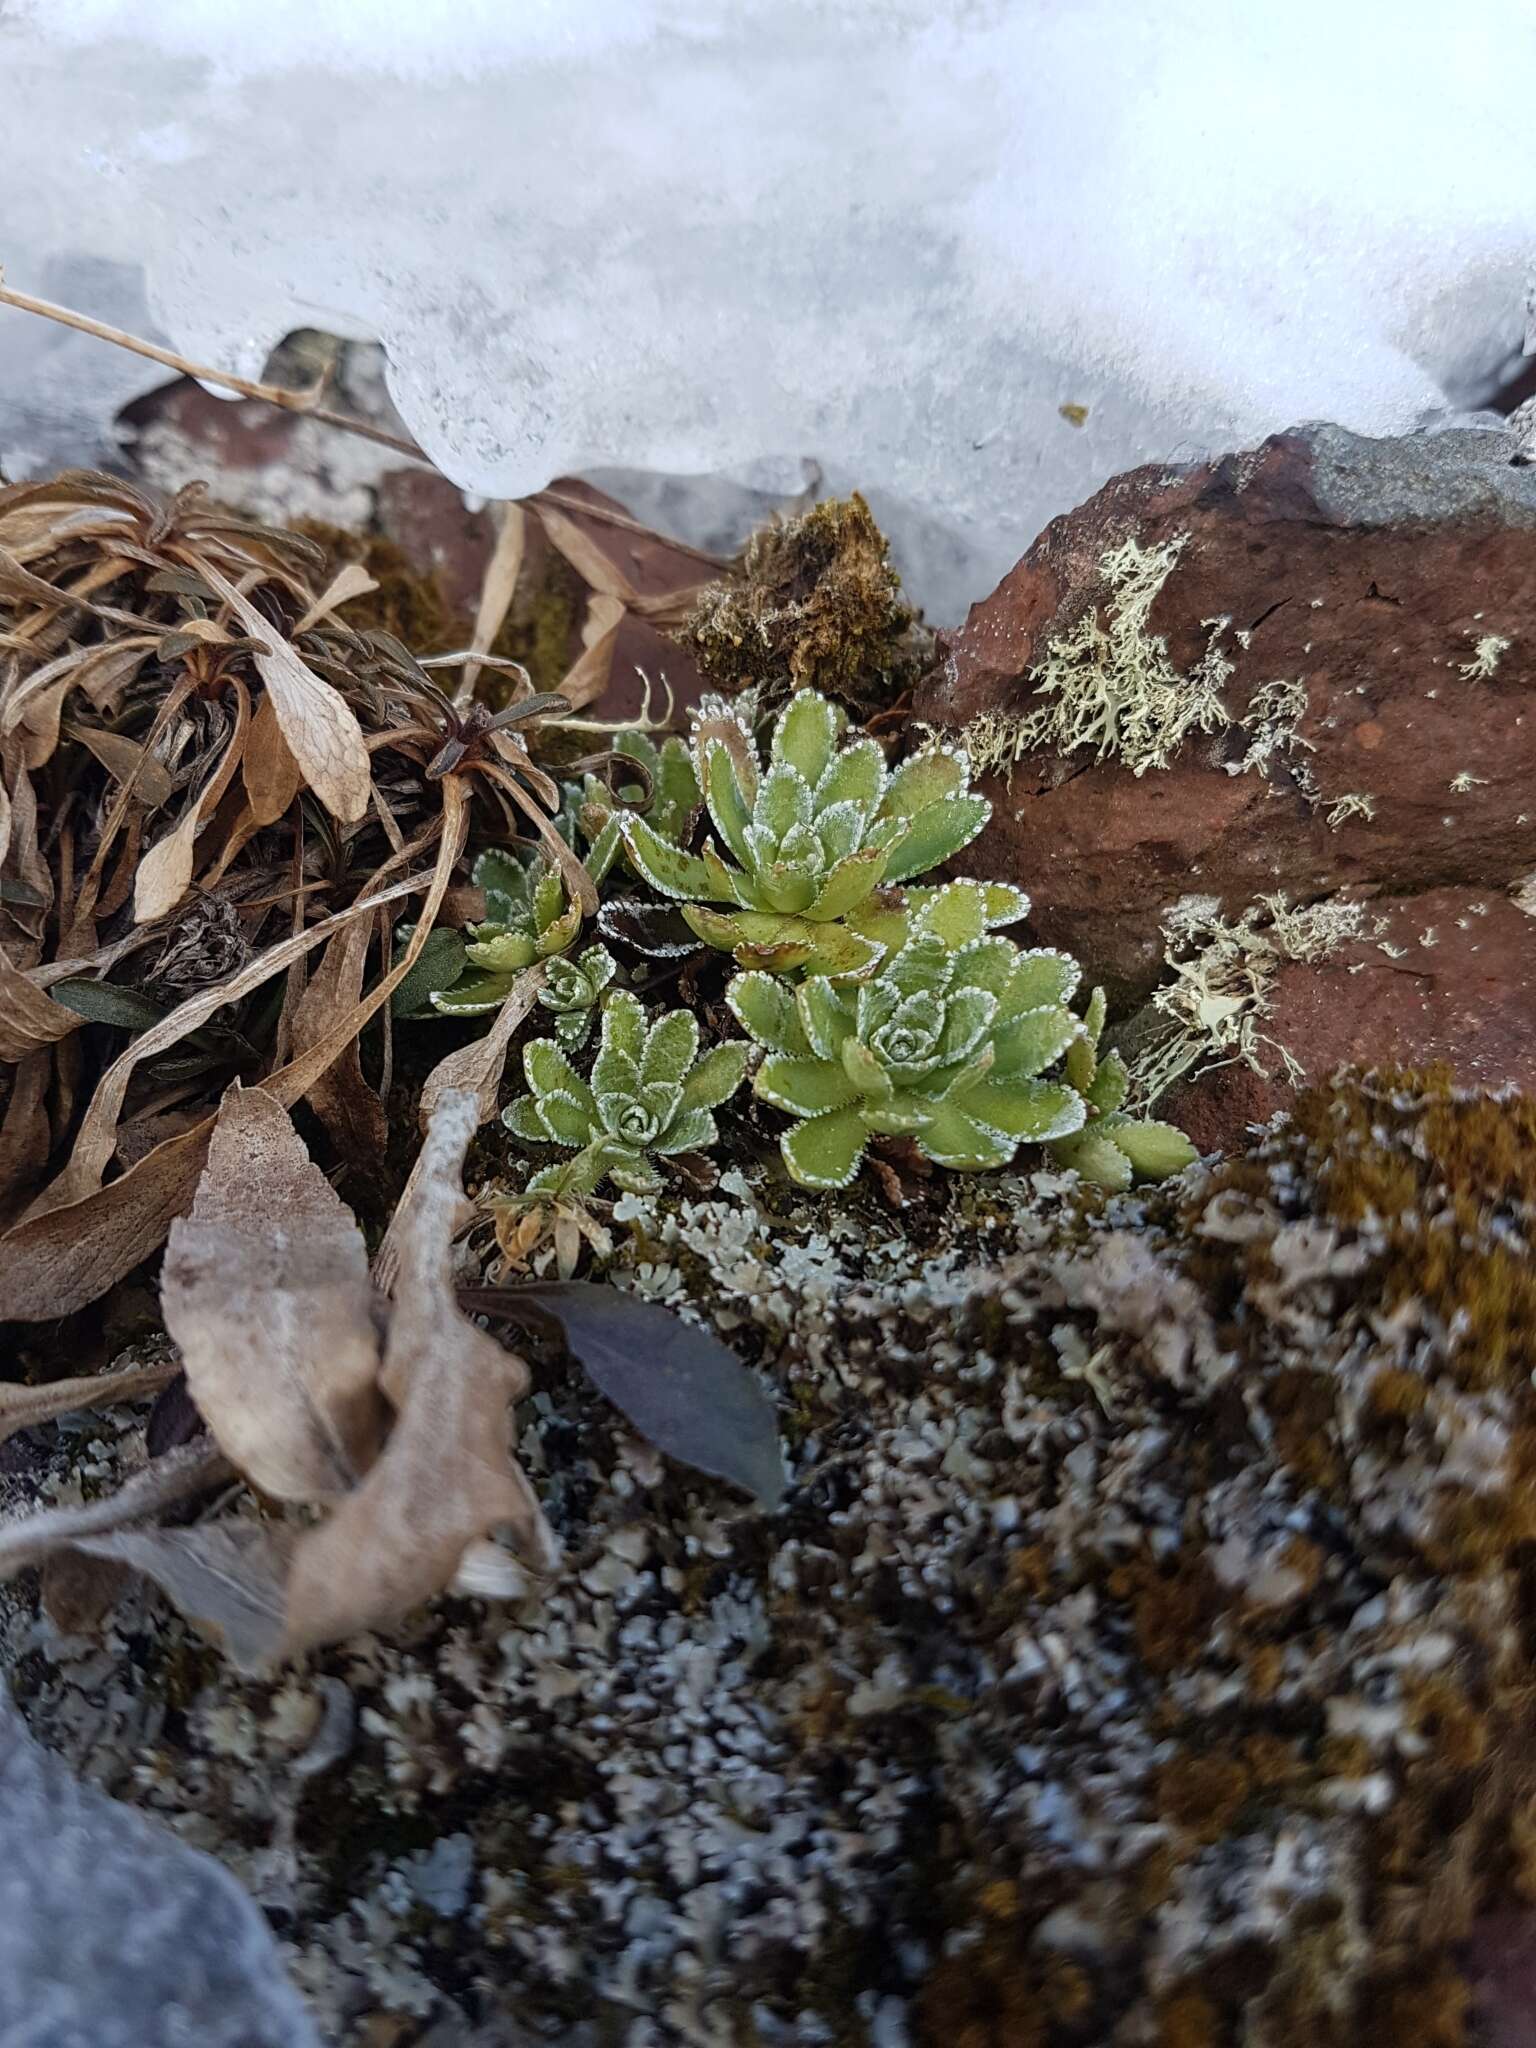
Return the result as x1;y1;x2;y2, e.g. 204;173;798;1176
0;1359;180;1447
0;274;730;570
0;274;420;460
457;502;525;705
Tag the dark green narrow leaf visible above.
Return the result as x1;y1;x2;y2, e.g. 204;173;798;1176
49;979;170;1031
466;1281;787;1508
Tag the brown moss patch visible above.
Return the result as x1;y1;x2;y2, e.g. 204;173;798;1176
681;492;922;715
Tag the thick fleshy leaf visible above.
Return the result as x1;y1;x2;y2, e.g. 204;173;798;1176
841;1037;893;1099
991;1004;1081;1080
1012;948;1082;1009
701;740;754;866
532;867;566;934
475;847;533;924
641;1008;699;1086
880;933;951;1001
756;1053;860;1116
597;989;647;1066
796;977;856;1061
655;1106;718;1154
952;936;1018;1001
960;1077;1086;1142
805;845;889;921
482;1281;786;1506
726;971;811;1055
466;929;538;972
911;1099;1015;1171
781;1106;870;1189
937;985;997;1065
814;736;885;814
911;880;990;948
773;690;840;784
813;798;866;866
1051;1127;1135;1191
537;1087;601;1147
623;817;716;901
525;1037;596;1115
880;746;968;818
534;899;583;960
432;969;519;1016
684;903;809;968
681;1040;751;1111
757;858;820;916
1088;1049;1130;1115
702;838;752;907
755;761;814;844
884;794;991;883
1082;985;1109;1045
1106;1116;1198;1180
503;1094;552;1143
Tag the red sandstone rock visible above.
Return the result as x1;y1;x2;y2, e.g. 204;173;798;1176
1162;886;1536;1152
918;424;1536;1005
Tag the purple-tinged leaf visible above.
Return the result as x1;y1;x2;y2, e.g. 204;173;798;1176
466;1282;787;1508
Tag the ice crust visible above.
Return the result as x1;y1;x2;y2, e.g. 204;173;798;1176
1;0;1532;619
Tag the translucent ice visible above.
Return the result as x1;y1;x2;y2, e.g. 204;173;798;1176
1;1;1532;618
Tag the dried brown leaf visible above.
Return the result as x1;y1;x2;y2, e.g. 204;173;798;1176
0;1048;50;1223
192;558;372;824
371;961;544;1296
73;1521;290;1673
241;692;304;827
555;592;627;713
0;1440;233;1578
459;502;525;701
0;810;462;1322
282;1089;556;1655
0;1358;180;1447
0;945;82;1061
291;915;387;1172
160;1086;389;1503
291;562;379;636
533;503;639;606
63;724;174;807
133;678;251;922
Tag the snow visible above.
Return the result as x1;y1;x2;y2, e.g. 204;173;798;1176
1;1;1532;619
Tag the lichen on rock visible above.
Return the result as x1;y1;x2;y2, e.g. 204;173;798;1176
8;1068;1536;2044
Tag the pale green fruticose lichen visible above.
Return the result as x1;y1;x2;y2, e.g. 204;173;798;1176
954;533;1235;781
1458;632;1510;680
1127;892;1380;1105
1325;790;1378;828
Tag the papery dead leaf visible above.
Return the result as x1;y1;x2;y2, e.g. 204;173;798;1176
75;1520;291;1673
191;559;371;824
0;1440;233;1579
291;562;378;637
240;691;304;826
0;809;463;1321
160;1086;389;1502
555;592;627;713
371;962;544;1296
0;1049;50;1223
282;1089;556;1654
64;724;174;807
459;502;525;702
0;1358;180;1447
133;678;250;922
533;504;639;607
0;945;82;1062
290;915;387;1173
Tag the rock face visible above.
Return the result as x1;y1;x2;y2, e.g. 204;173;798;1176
1162;884;1536;1152
0;1694;318;2047
917;423;1536;1007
